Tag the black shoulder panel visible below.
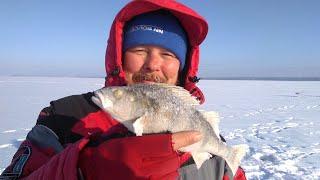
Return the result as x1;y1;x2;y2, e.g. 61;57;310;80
36;92;100;144
50;92;99;119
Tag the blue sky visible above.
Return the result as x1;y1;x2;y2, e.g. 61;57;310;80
1;0;319;78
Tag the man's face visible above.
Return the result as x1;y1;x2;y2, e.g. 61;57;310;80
123;45;180;85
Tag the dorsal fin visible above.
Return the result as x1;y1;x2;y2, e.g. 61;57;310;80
153;83;200;106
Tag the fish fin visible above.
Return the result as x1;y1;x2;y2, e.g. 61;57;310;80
179;141;202;152
121;120;135;133
202;111;220;139
224;144;248;176
191;152;212;169
133;114;146;136
154;83;200;106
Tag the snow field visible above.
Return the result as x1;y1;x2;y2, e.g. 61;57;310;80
200;80;320;179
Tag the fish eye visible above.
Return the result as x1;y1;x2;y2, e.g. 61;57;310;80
113;89;123;99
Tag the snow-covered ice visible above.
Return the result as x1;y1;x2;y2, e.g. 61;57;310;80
0;76;319;179
200;80;320;179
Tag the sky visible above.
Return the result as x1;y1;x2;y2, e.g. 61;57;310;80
0;0;319;78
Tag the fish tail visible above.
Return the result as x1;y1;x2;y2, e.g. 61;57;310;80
224;144;248;176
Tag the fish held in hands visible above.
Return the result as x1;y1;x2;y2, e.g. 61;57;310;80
91;83;247;175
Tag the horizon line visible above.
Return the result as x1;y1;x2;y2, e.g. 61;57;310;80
1;75;320;81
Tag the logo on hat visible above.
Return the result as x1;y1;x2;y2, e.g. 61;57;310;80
129;25;164;34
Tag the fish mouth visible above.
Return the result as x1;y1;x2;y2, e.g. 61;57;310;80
92;91;113;110
92;96;103;110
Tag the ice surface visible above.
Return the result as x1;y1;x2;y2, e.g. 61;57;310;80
0;76;319;179
199;80;320;179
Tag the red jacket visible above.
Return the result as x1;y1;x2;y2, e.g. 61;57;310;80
1;0;246;179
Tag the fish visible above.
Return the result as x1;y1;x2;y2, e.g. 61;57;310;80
91;83;247;175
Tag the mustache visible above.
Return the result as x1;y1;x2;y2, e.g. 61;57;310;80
132;73;166;83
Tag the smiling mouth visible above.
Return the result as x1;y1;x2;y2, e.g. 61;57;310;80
133;73;165;83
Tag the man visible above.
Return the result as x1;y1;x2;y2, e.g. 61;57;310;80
1;0;246;179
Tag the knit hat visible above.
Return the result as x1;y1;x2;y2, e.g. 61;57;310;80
123;10;188;70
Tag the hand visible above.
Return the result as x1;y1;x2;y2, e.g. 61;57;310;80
172;131;202;151
79;134;182;180
79;131;202;180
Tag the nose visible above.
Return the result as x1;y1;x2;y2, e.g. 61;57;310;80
143;52;161;72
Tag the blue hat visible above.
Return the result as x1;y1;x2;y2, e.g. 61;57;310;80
123;10;188;70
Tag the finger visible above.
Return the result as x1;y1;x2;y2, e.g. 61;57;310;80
172;131;202;150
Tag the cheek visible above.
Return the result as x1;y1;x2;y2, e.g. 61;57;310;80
161;61;180;78
123;53;145;73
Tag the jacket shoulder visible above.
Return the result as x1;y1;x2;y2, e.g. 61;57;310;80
49;92;99;118
36;92;100;144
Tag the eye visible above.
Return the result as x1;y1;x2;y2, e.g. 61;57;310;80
128;47;148;55
113;89;123;99
162;52;177;59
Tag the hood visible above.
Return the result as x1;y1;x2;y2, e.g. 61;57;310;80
104;0;208;104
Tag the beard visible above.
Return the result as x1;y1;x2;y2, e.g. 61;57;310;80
132;72;167;83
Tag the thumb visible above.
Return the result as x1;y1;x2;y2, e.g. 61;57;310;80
172;131;202;151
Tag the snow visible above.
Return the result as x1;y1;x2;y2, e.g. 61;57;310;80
199;80;320;179
0;76;319;179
